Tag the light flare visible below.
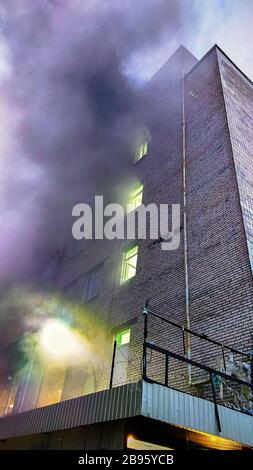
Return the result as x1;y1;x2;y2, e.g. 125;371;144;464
38;318;88;363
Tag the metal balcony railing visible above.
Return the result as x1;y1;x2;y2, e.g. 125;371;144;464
110;300;253;433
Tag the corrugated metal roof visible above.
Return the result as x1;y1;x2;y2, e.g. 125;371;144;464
0;382;142;440
141;381;253;447
0;380;253;447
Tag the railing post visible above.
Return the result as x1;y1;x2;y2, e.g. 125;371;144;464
143;299;149;342
109;340;117;389
143;342;147;380
142;299;149;380
210;372;221;433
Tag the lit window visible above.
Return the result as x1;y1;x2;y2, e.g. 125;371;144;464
120;245;138;283
36;366;66;408
84;265;102;301
116;329;131;346
113;328;131;386
127;184;143;213
135;140;148;162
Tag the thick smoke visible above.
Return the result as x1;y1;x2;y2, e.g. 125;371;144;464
0;0;184;286
0;0;252;405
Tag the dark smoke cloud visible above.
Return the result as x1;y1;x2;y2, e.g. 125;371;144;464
0;0;184;285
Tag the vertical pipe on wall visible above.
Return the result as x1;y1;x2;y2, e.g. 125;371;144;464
142;300;149;380
182;71;192;384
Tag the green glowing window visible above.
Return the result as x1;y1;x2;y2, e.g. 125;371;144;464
127;184;143;213
135;140;148;162
116;329;131;346
120;245;138;284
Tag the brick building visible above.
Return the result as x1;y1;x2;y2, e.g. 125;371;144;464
0;44;253;449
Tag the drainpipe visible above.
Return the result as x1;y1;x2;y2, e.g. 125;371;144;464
182;71;192;384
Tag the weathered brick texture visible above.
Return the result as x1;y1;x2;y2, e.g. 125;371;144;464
2;46;253;418
56;46;253;402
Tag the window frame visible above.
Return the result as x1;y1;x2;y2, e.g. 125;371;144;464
115;328;131;347
134;140;148;163
83;263;103;302
127;183;144;213
120;244;139;284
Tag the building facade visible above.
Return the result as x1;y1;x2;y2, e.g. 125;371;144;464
0;44;253;449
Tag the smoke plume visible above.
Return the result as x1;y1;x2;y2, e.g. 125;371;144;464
0;0;185;286
0;0;252;407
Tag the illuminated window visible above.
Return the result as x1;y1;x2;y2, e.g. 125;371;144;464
84;264;102;301
135;140;148;162
113;327;131;386
120;245;138;283
116;329;131;346
127;184;143;213
36;366;66;408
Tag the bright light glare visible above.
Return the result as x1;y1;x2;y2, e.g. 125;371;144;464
38;319;86;362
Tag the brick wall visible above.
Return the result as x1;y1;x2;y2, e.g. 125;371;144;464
4;46;252;414
57;46;253;400
185;48;253;382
